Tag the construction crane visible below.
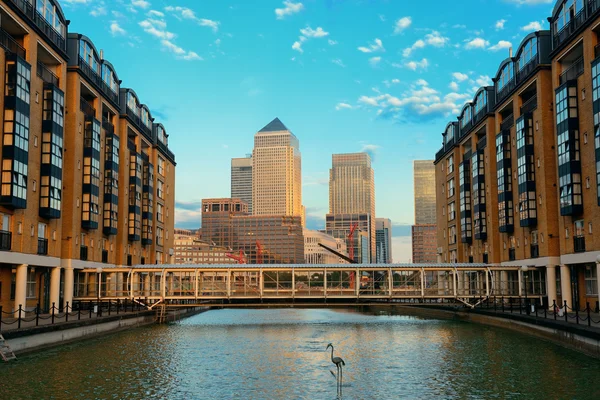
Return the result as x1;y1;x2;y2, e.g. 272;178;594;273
226;249;246;264
347;223;359;262
256;241;264;264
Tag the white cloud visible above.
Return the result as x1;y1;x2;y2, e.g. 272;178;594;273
275;1;304;19
331;58;346;67
403;31;448;57
474;75;492;86
449;81;459;91
90;5;107;17
148;10;164;17
522;21;543;31
394;17;412;34
292;38;305;53
109;21;126;36
131;0;150;9
164;6;220;32
404;58;429;71
452;72;469;82
139;19;175;39
369;56;382;67
300;26;329;38
495;19;506;30
465;37;490;49
488;40;512;51
139;16;201;61
335;103;354;111
358;38;384;53
328;39;338;46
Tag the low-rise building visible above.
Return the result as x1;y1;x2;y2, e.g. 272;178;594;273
304;229;348;264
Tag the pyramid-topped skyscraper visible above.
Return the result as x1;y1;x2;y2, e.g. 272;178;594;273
252;118;303;223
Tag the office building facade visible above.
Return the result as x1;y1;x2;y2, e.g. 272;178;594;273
375;218;392;263
325;213;371;263
231;156;252;214
412;160;437;264
304;229;349;264
173;229;235;265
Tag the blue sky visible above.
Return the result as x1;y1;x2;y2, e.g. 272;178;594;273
62;0;556;261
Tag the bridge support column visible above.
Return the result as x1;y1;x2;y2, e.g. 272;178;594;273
500;271;508;296
420;268;425;299
560;265;573;308
144;274;151;298
14;264;28;317
64;267;74;309
546;265;557;309
388;268;393;298
50;266;62;310
259;269;263;299
518;268;523;298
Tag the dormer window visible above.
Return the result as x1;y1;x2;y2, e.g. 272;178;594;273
127;92;139;115
79;41;100;74
474;91;487;114
518;38;538;71
37;0;65;37
141;109;152;129
461;106;472;128
157;126;168;145
101;65;119;94
555;0;584;32
497;63;514;91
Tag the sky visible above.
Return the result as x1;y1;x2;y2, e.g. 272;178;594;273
61;0;557;261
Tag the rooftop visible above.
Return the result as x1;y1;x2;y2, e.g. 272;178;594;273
258;117;290;133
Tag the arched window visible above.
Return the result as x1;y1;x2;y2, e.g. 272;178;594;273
474;91;487;114
141;108;152;129
518;38;538;71
101;65;119;94
497;63;514;91
555;0;584;32
36;0;65;37
127;92;140;116
79;40;100;74
461;106;472;128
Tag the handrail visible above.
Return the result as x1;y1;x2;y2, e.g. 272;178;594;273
520;95;538;115
80;97;96;117
500;114;514;131
559;56;584;85
37;61;59;86
0;29;26;59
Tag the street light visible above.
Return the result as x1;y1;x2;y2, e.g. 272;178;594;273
521;266;529;315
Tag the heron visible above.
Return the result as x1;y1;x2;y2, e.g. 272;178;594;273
326;343;345;386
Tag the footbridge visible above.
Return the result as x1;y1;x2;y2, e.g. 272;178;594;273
72;263;547;309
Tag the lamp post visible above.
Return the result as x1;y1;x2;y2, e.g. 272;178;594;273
521;266;529;315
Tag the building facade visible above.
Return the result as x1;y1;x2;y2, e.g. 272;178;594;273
0;0;176;314
173;229;235;265
412;160;437;264
231;156;252;214
325;213;371;263
434;1;600;310
411;224;437;264
252;118;303;222
375;218;392;263
303;229;349;264
328;153;375;262
201;198;249;249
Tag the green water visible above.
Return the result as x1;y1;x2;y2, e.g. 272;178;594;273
0;308;599;399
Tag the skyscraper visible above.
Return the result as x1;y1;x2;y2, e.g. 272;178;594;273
252;118;303;221
412;160;437;263
413;160;436;224
231;156;253;213
375;218;392;263
328;153;376;262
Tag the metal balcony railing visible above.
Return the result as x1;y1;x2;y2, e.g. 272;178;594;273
37;61;59;86
126;107;152;140
520;95;538;115
102;118;115;134
37;238;48;255
559;56;584;85
80;97;96;118
500;114;514;131
0;230;12;251
0;29;26;59
32;8;66;52
496;78;516;105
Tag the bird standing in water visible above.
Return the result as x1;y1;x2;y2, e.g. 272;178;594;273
326;343;345;386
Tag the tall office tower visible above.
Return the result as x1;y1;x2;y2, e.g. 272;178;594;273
413;160;436;224
325;213;371;263
329;153;376;262
375;218;393;263
231;156;253;214
252;118;303;221
412;160;437;264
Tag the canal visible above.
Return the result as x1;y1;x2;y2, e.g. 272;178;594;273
1;308;599;399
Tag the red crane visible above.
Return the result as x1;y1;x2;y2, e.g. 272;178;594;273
226;249;246;264
256;241;264;264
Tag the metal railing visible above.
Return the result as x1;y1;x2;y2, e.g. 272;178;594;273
36;61;59;86
37;238;48;255
500;114;514;131
32;8;66;52
0;230;12;251
101;81;119;106
126;107;153;140
559;56;584;85
516;57;540;86
496;78;516;106
0;29;26;59
102;118;115;134
157;141;176;162
78;56;102;88
520;95;538;115
553;8;588;49
477;136;487;150
80;96;96;118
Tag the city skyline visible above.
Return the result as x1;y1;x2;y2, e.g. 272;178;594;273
57;0;557;261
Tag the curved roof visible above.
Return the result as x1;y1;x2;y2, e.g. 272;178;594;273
101;60;120;83
141;104;153;120
76;34;101;60
473;86;488;102
155;123;169;138
493;57;513;81
444;121;457;135
54;0;67;24
551;0;568;19
515;31;540;58
459;103;472;119
124;88;140;105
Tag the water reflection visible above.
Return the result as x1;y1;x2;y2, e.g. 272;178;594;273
0;308;599;399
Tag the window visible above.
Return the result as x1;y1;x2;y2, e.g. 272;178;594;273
447;155;454;174
79;40;100;74
38;223;46;239
461;106;472;128
585;265;598;295
40;86;64;218
448;226;457;245
516;114;537;226
1;214;9;231
447;178;455;198
36;0;65;37
158;156;165;176
127;92;139;115
26;268;36;299
575;219;585;237
497;62;514;91
474;91;487;115
518;38;538;71
593;59;600;205
157;203;164;223
448;201;456;221
157;180;164;199
101;65;119;94
554;0;584;32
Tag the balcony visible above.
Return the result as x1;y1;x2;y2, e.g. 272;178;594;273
595;43;600;59
37;61;59;86
530;244;539;259
101;82;119;107
156;141;176;163
520;95;538;115
6;0;66;53
0;230;12;251
559;57;584;85
508;248;516;261
496;78;516;106
500;114;514;131
553;7;592;50
574;236;586;253
80;97;96;118
77;56;102;88
126;107;152;140
477;136;487;150
0;28;26;59
102;118;115;134
37;238;48;255
80;246;89;261
515;57;540;87
102;249;108;264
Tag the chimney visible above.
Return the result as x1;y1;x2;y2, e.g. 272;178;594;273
509;47;513;58
100;49;104;59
